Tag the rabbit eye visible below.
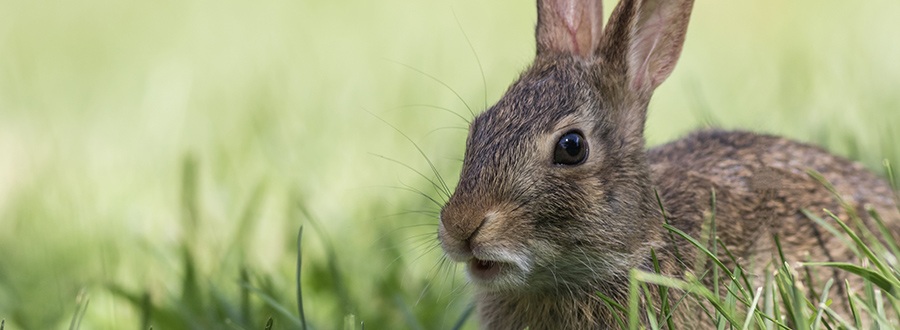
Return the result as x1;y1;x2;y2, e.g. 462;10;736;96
553;131;587;165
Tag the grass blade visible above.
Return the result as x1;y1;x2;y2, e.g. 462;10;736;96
240;283;304;328
867;206;900;259
294;199;352;315
598;292;627;330
810;278;834;330
393;295;424;330
717;238;753;296
68;289;90;330
451;303;475;330
741;287;763;330
296;226;307;329
844;279;862;327
632;270;742;326
641;283;660;330
628;270;641;330
344;314;357;330
651;249;675;330
885;159;897;193
805;262;896;297
663;224;736;281
802;210;860;255
823;209;900;293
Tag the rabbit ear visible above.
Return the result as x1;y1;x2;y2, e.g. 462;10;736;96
601;0;694;95
535;0;604;58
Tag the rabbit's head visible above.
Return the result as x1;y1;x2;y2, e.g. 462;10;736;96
438;0;694;292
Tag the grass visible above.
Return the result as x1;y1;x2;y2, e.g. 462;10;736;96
612;169;900;329
1;0;899;328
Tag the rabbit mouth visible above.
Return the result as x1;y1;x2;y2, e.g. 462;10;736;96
469;258;503;280
461;248;534;288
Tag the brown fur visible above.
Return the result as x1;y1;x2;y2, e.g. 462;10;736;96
437;0;900;329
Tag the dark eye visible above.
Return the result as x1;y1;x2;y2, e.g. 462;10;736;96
553;131;587;165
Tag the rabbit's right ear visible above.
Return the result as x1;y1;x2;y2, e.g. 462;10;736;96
600;0;695;96
535;0;604;58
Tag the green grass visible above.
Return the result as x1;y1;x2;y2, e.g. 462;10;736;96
1;0;899;328
617;172;900;329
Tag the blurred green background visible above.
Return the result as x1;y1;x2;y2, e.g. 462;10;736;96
0;0;898;328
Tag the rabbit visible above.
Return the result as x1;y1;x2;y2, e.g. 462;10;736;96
436;0;900;328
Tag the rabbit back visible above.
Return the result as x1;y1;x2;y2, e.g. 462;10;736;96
649;129;900;316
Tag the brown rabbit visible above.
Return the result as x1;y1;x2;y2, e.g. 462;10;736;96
437;0;900;328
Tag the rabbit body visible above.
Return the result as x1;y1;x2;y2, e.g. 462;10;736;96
436;0;900;328
466;129;899;329
650;130;899;275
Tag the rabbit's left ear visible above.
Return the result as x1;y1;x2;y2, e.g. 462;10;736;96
535;0;604;58
601;0;695;95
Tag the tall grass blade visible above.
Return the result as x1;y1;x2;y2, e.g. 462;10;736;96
651;249;675;330
719;268;740;330
875;289;887;328
294;199;352;314
393;295;424;330
849;294;895;328
844;280;862;328
240;283;303;328
805;262;896;297
867;207;900;258
451;303;475;330
741;287;763;330
140;291;151;330
68;289;89;330
708;190;719;300
823;209;900;291
783;262;809;330
239;267;251;326
632;270;742;326
597;291;627;313
597;290;627;329
344;314;358;330
820;308;857;330
296;226;307;329
763;271;776;330
773;235;787;266
802;210;860;255
717;238;753;294
628;270;642;330
231;181;267;258
885;159;897;193
663;224;735;281
810;278;834;330
180;155;200;239
640;284;660;330
655;189;686;271
180;245;203;313
773;236;808;330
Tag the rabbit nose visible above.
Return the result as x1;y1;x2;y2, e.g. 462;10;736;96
440;202;495;240
440;212;487;244
439;214;490;262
